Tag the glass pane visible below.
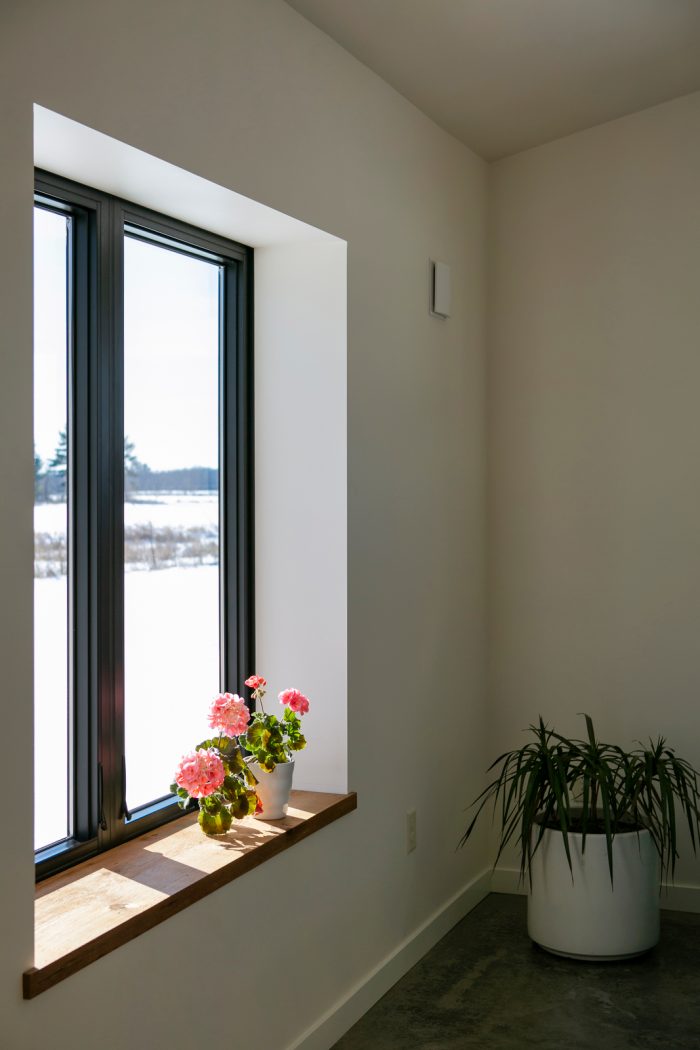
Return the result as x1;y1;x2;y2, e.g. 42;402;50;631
34;207;70;850
123;236;221;810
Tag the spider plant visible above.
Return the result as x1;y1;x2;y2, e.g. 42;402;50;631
459;714;700;885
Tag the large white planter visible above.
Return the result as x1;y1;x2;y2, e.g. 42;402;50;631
527;826;660;960
250;760;295;820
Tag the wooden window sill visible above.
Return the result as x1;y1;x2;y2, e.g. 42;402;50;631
24;789;357;999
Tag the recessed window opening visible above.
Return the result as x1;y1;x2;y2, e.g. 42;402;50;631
33;172;254;878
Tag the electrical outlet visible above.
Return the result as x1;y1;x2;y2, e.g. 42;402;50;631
406;809;417;853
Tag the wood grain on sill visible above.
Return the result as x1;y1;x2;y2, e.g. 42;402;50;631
24;790;356;999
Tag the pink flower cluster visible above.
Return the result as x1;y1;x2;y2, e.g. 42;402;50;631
245;675;267;691
174;748;225;799
279;688;310;716
208;692;251;737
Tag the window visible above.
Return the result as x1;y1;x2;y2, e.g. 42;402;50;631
33;172;254;879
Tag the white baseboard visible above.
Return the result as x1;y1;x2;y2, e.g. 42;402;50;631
490;865;700;913
286;868;491;1050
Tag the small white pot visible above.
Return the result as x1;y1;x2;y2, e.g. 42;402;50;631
249;760;295;820
527;826;660;960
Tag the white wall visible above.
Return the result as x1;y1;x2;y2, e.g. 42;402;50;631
0;2;488;1048
488;91;700;891
255;240;348;792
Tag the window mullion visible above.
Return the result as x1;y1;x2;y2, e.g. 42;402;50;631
95;196;125;850
70;204;96;842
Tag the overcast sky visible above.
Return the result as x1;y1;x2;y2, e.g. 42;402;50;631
34;207;220;474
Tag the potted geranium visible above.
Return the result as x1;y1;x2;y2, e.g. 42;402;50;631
171;692;261;835
239;674;310;819
460;714;700;959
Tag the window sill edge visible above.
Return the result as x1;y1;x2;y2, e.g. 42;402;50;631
24;789;356;999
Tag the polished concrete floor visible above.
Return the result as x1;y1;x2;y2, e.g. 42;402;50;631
332;894;700;1050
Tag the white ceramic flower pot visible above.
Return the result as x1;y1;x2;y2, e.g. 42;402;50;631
527;826;660;960
250;760;295;820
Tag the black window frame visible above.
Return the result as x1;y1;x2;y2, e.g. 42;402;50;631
34;171;254;881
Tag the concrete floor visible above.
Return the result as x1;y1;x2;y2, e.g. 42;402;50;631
332;894;700;1050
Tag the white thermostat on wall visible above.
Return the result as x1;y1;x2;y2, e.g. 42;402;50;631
429;259;451;319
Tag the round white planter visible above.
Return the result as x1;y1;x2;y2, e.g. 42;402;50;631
527;826;660;960
250;760;295;820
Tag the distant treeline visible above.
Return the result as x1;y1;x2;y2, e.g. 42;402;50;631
36;427;219;502
129;466;218;493
36;466;217;502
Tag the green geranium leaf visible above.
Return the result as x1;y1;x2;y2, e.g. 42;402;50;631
231;796;250;820
246;723;265;746
218;737;239;760
221;748;244;775
198;808;220;835
198;804;232;835
221;775;242;802
200;794;222;814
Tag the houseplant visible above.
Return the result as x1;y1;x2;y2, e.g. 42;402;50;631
239;674;310;819
460;714;700;959
171;692;261;835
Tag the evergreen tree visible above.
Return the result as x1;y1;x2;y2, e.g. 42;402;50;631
49;428;68;472
124;436;149;498
47;431;147;499
124;436;142;476
34;447;46;503
48;428;68;500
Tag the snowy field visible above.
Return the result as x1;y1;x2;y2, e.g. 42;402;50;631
34;493;221;850
34;492;219;534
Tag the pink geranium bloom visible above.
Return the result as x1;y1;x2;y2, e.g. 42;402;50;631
245;674;267;690
174;748;225;799
279;688;310;716
208;692;250;737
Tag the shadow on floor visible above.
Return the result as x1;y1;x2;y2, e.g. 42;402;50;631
332;894;700;1050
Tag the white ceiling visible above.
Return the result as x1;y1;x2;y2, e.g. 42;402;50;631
284;0;700;160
